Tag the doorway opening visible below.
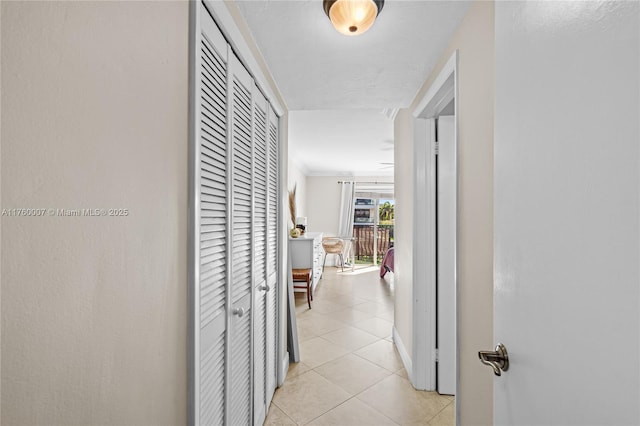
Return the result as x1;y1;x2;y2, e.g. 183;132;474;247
352;196;395;267
411;50;458;408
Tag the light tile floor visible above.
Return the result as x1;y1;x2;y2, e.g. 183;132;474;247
265;266;455;426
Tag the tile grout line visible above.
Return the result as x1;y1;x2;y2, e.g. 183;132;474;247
297;315;397;424
423;397;455;425
268;268;453;426
271;399;300;426
300;393;401;426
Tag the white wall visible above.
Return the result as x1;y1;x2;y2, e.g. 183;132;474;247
305;176;340;236
288;162;307;227
1;2;189;424
305;175;393;236
394;1;495;424
305;175;392;265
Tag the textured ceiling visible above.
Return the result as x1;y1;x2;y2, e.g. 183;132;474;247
234;0;471;175
289;109;395;176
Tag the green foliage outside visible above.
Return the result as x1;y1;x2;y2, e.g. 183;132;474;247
379;201;394;222
352;201;395;265
379;201;394;244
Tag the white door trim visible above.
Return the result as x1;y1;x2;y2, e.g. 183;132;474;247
187;5;200;424
410;51;458;398
277;113;288;387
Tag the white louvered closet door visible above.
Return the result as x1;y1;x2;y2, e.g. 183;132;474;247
265;106;279;405
252;87;269;426
228;52;254;426
196;7;228;425
193;4;281;425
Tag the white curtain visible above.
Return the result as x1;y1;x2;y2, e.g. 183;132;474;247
338;181;355;237
337;181;355;265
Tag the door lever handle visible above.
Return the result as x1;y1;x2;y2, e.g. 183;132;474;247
478;343;509;376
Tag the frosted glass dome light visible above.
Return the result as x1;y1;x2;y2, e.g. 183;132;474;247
323;0;385;36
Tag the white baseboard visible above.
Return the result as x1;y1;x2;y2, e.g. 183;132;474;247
392;326;413;382
278;353;289;386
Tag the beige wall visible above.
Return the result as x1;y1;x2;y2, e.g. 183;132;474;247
305;176;339;236
392;110;415;359
1;2;188;424
0;2;3;421
395;1;495;424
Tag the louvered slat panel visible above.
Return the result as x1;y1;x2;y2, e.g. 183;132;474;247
201;116;226;149
232;76;253;305
228;57;253;425
254;283;267;412
199;34;227;331
267;121;279;259
201;218;225;232
254;103;268;280
200;253;226;274
201;189;226;202
200;173;226;194
200;249;225;270
200;328;225;426
266;270;277;399
197;13;281;422
201;163;225;180
229;306;252;426
198;19;227;426
201;141;226;167
200;228;225;241
267;115;279;393
264;110;279;408
252;93;269;423
200;220;225;230
267;117;278;260
201;79;226;121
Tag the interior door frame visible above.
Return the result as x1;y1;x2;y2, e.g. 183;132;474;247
410;50;458;403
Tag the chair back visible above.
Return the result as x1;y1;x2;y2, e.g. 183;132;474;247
322;237;344;254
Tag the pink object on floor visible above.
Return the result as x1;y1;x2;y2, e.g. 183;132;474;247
380;247;394;278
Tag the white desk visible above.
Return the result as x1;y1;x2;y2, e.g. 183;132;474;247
289;232;323;292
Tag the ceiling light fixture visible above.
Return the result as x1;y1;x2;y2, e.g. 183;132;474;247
323;0;384;36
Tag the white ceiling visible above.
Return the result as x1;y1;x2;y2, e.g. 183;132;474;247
289;109;395;176
234;0;471;176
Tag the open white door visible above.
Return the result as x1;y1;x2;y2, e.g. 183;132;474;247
437;115;456;396
492;2;639;425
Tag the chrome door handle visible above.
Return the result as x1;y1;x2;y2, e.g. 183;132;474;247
232;307;245;317
259;285;270;291
478;343;509;376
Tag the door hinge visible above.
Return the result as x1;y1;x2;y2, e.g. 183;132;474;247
433;348;439;362
434;141;439;155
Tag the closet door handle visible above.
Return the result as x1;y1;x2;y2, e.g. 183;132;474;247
259;285;270;292
232;307;245;317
